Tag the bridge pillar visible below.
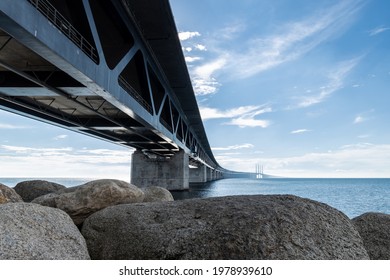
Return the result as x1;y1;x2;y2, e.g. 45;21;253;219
131;149;189;191
189;165;207;183
207;167;215;181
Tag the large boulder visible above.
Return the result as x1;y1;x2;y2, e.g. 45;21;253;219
142;186;174;202
352;212;390;260
0;183;23;204
82;195;369;260
13;180;66;202
0;203;90;260
32;179;144;225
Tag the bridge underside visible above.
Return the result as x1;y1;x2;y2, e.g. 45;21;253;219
0;0;246;189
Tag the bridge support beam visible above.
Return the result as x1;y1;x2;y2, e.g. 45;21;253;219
131;149;189;191
189;165;207;183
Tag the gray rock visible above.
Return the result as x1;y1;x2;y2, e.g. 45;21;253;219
82;195;369;260
142;186;174;202
32;179;144;225
13;180;66;202
352;212;390;260
0;202;90;260
0;183;23;204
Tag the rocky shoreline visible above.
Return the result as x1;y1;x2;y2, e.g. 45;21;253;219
0;179;389;260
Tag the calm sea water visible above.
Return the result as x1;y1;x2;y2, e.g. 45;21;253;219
173;178;390;218
2;177;389;219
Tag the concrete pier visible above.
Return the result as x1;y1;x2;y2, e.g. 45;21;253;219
189;165;207;183
131;149;189;191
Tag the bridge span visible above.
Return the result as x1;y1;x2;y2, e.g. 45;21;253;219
0;0;248;190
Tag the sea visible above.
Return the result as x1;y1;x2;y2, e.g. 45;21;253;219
1;177;389;219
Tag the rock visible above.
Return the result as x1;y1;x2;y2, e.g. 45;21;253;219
13;180;66;202
142;186;174;202
82;195;369;260
352;212;390;260
0;202;90;259
0;183;23;204
32;179;144;225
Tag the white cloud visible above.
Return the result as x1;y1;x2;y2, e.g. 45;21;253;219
178;31;201;41
368;26;390;36
185;56;202;63
225;117;270;128
0;123;30;129
217;22;247;40
195;0;364;81
182;0;364;97
0;145;133;179
194;44;207;51
1;145;72;155
291;129;310;134
358;134;371;139
191;58;226;96
53;134;68;140
354;116;365;124
216;143;390;178
296;57;360;107
191;57;227;95
353;109;374;124
192;77;220;96
200;105;272;128
212;143;254;151
200;105;271;120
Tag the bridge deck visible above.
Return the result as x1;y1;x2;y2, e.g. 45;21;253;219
0;0;251;178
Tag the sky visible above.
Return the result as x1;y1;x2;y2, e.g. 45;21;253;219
1;0;390;179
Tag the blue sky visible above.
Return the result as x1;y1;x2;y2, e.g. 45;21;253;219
1;0;390;178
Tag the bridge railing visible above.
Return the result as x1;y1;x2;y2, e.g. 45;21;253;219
118;76;153;114
28;0;99;63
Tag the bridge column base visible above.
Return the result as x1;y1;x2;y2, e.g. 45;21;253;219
131;149;189;191
189;164;207;183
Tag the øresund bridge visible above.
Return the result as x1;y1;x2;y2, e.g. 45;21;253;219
0;0;258;190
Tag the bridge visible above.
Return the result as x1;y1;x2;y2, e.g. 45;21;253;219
0;0;252;190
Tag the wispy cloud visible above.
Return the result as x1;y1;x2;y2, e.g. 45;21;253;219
216;22;247;40
0;123;30;129
368;26;390;36
291;129;310;134
0;144;132;179
183;0;364;96
212;143;254;151
200;105;272;128
295;57;361;108
1;145;73;156
354;109;374;124
199;105;261;120
216;143;390;178
192;57;227;95
219;0;364;79
354;116;365;124
53;134;68;140
224;113;271;128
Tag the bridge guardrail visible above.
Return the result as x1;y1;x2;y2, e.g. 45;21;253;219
28;0;99;63
118;75;153;114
